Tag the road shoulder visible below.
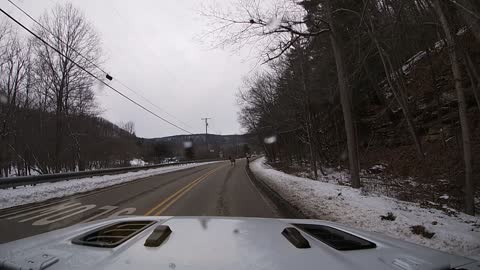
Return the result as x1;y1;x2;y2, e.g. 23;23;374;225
245;158;307;219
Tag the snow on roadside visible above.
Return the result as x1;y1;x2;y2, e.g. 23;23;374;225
250;157;480;258
0;161;221;210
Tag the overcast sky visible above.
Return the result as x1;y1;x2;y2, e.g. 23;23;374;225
2;0;259;138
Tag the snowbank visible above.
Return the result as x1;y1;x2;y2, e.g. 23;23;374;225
250;157;480;258
0;161;220;210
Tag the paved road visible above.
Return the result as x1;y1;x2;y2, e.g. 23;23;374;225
0;159;281;243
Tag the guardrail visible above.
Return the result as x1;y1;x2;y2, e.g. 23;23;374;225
0;159;221;189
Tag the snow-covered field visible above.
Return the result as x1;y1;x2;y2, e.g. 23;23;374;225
0;161;221;210
250;157;480;258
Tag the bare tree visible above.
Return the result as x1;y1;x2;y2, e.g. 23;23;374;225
232;0;479;214
360;3;425;160
432;0;474;215
0;20;11;65
203;0;361;187
0;29;31;176
120;121;136;135
31;3;102;172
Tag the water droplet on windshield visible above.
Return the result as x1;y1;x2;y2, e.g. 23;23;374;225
266;16;281;30
264;135;277;144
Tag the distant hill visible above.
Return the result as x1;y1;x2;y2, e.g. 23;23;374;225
146;133;248;145
139;133;261;160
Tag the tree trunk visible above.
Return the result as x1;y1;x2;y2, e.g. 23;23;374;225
372;35;424;159
426;48;447;151
55;90;64;173
464;52;480;111
326;0;360;188
433;0;474;215
297;45;318;179
364;12;424;159
306;111;318;179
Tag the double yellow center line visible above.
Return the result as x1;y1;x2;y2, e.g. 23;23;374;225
144;164;226;216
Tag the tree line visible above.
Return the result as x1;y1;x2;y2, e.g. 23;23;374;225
0;3;141;176
204;0;480;215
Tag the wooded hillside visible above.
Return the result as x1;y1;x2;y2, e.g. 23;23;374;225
204;0;480;215
0;3;141;176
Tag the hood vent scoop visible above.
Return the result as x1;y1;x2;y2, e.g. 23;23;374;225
72;221;155;248
282;227;311;249
293;224;376;251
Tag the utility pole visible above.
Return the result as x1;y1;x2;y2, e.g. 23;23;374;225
201;117;211;154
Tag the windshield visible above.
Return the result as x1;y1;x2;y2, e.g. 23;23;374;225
0;0;479;266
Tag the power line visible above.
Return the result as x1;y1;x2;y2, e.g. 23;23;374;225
0;7;194;135
7;0;194;131
108;5;197;129
115;80;195;130
6;0;111;77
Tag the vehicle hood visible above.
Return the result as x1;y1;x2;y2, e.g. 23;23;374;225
0;216;477;270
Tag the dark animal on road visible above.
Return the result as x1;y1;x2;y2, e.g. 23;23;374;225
229;157;236;166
